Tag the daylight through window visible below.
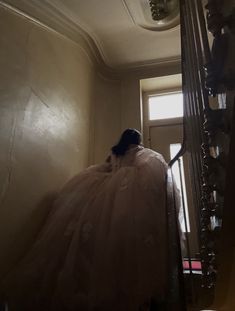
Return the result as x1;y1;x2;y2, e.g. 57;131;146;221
170;143;190;232
148;92;183;120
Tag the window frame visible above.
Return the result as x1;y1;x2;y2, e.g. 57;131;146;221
145;89;183;127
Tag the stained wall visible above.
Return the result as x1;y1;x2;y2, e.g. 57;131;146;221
0;5;96;273
0;3;181;276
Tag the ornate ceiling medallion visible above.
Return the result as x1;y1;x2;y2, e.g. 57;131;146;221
123;0;180;31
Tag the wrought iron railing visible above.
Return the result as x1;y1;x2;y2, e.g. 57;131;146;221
171;0;235;308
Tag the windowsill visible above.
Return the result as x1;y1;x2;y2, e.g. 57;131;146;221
147;117;183;126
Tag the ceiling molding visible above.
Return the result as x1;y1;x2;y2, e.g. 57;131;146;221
98;56;181;81
115;56;181;71
0;0;105;67
0;0;181;74
44;0;110;67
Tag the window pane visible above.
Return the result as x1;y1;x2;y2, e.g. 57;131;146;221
149;93;183;120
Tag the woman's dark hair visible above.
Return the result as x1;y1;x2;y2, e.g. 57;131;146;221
111;128;141;156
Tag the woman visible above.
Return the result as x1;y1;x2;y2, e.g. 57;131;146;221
1;128;180;311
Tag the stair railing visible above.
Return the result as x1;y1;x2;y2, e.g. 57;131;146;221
171;0;235;308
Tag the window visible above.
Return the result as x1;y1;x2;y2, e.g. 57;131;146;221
148;92;183;120
170;143;190;232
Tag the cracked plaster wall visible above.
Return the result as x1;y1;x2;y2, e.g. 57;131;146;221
0;5;99;274
0;3;174;276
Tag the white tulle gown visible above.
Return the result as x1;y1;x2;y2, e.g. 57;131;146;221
1;146;179;311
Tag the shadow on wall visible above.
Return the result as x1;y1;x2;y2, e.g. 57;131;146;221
0;4;96;278
0;191;57;278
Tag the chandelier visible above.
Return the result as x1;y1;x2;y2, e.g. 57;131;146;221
149;0;169;20
123;0;180;31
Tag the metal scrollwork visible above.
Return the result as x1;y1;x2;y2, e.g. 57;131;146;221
180;0;234;305
200;0;233;293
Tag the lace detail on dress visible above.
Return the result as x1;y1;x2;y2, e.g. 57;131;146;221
81;222;93;242
64;221;76;236
120;176;128;191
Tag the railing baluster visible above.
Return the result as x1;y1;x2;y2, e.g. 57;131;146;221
176;0;234;307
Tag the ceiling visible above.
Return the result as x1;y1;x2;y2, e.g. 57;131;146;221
46;0;181;69
1;0;181;70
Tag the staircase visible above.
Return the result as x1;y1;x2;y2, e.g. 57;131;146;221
178;0;235;309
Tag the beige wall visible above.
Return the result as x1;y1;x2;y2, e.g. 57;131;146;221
0;3;181;276
120;78;142;132
0;6;96;274
89;73;122;164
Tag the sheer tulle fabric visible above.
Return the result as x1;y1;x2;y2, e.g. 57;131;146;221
1;146;170;311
